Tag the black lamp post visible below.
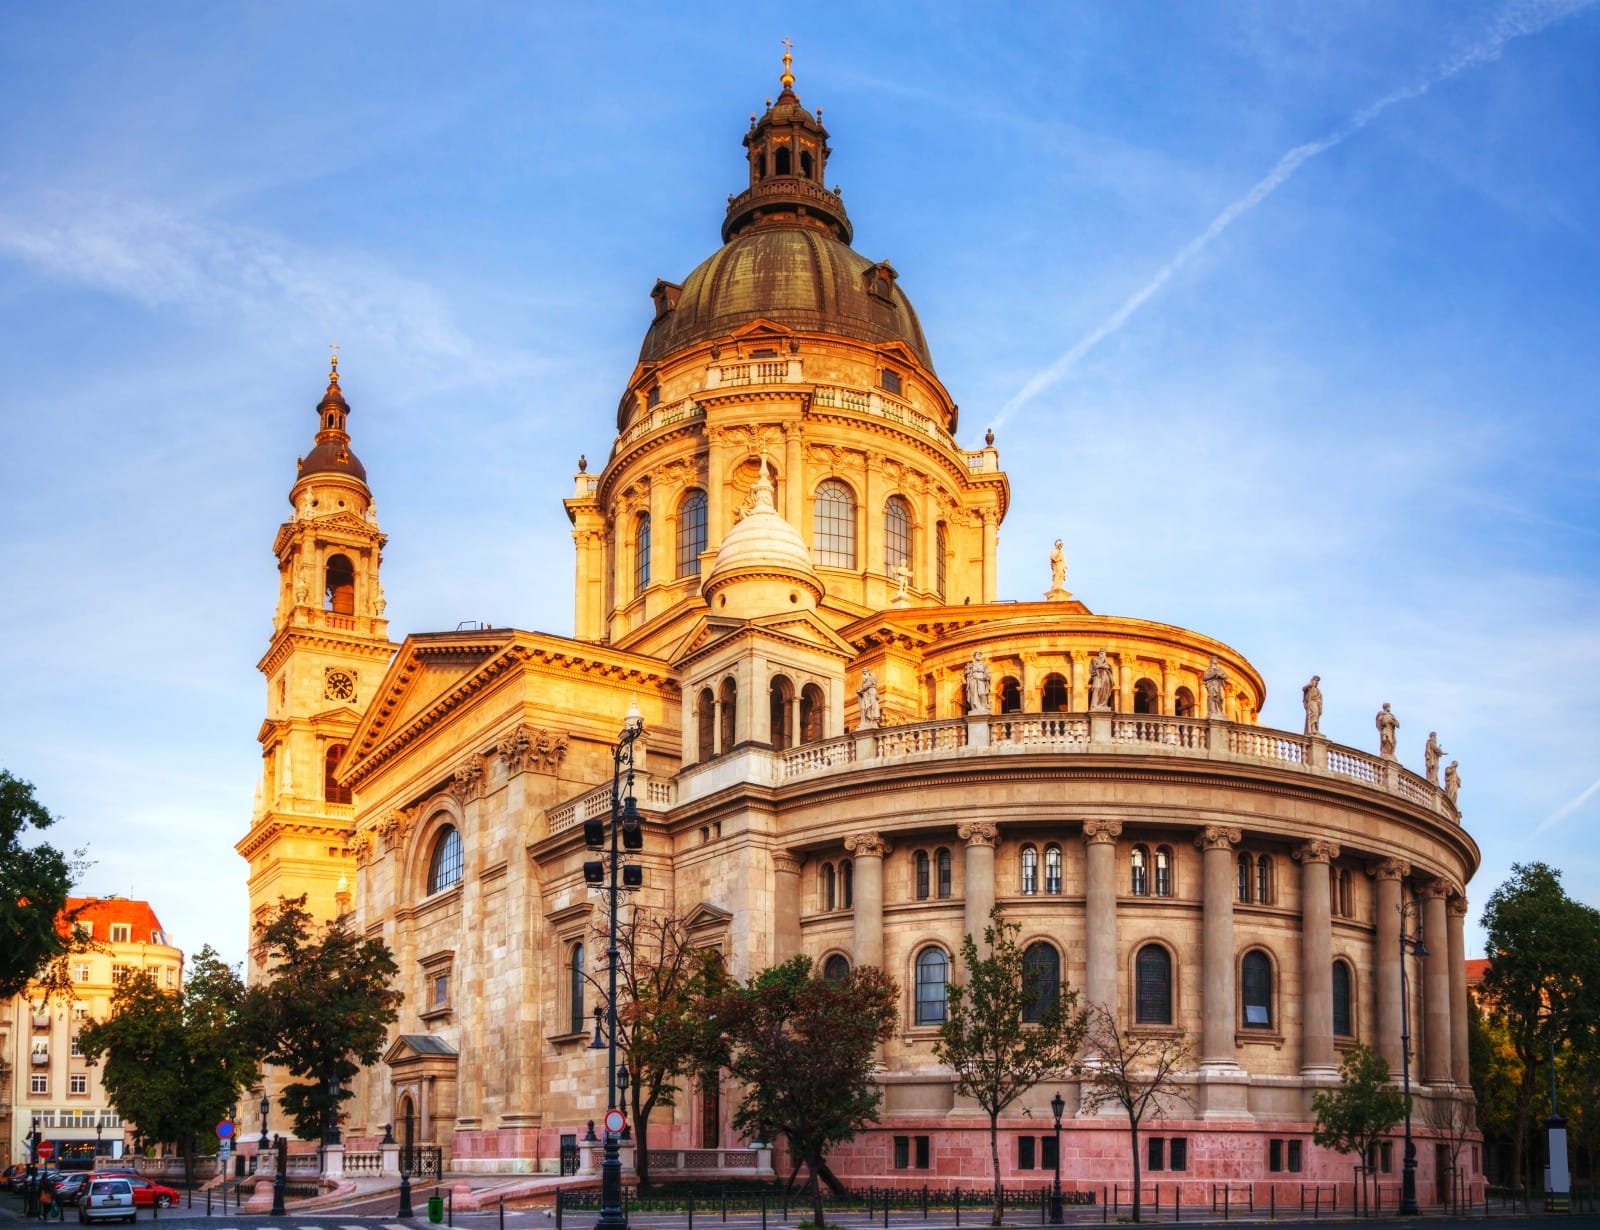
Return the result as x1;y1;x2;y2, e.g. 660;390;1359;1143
96;1120;103;1163
1398;899;1428;1216
586;700;646;1230
260;1093;270;1154
270;1134;286;1218
27;1114;40;1217
324;1075;342;1146
1049;1092;1065;1224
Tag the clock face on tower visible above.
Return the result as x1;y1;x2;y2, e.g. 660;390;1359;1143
325;670;357;702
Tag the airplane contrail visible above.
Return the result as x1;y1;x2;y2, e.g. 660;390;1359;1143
1534;774;1600;833
994;0;1596;427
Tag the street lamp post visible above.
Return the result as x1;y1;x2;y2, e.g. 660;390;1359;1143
324;1074;342;1146
1049;1092;1065;1224
260;1094;270;1155
585;700;646;1230
96;1120;103;1164
27;1114;40;1217
1398;899;1428;1217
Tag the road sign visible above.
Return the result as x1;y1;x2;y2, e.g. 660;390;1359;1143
603;1108;627;1136
217;1121;234;1139
35;1142;55;1161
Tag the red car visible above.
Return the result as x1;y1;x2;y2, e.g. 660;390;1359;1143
93;1175;177;1209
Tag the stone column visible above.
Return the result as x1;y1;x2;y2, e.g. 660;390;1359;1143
782;422;804;528
958;822;999;959
1448;893;1470;1087
1371;859;1409;1074
1196;825;1243;1068
1423;881;1453;1085
1082;820;1123;1013
705;427;728;554
1294;840;1340;1075
772;851;803;965
843;833;891;969
981;510;998;603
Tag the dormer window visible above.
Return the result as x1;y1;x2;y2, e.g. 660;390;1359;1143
880;369;902;396
647;385;661;409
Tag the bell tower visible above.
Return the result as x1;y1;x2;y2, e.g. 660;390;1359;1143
237;353;397;978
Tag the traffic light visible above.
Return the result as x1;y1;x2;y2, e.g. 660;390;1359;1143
622;864;643;888
619;795;642;850
583;817;605;848
583;861;605;885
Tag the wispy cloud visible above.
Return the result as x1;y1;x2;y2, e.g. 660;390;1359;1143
996;0;1597;426
1537;775;1600;833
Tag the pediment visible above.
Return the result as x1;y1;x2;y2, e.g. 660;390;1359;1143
383;1033;459;1065
683;902;733;936
728;318;794;350
875;339;923;369
669;609;854;672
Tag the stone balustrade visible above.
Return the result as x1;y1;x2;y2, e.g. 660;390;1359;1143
545;773;677;837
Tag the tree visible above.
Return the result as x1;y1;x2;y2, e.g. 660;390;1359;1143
719;955;897;1230
1310;1043;1407;1215
79;946;259;1190
1425;1095;1477;1211
243;896;402;1140
1479;862;1600;1192
933;908;1087;1226
0;770;87;1001
1078;1006;1194;1223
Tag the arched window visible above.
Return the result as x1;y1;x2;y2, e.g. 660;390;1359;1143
633;513;651;595
999;678;1022;714
1131;845;1150;896
1022;942;1061;1023
770;675;794;751
937;848;952;898
1044;844;1063;895
427;826;463;895
1041;673;1070;712
697;687;715;763
935;522;948;599
822;954;850;983
800;683;825;744
677;489;708;577
1135;945;1173;1025
569;943;586;1034
1174;687;1196;718
324;744;351;805
800;149;814;179
1154;846;1174;898
884;495;913;578
822;863;836;912
325;554;355;615
719;677;737;754
1241;950;1272;1028
914;851;930;901
915;948;948;1025
775;145;792;176
1333;960;1354;1037
1020;844;1039;895
1133;678;1159;714
1237;853;1253;904
1336;868;1354;918
840;860;854;909
1256;855;1273;904
813;480;857;568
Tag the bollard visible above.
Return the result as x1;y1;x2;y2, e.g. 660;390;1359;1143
721;1183;728;1223
1224;1186;1230;1220
400;1173;414;1220
207;1189;212;1217
1101;1186;1108;1224
923;1184;929;1220
687;1191;694;1230
499;1196;505;1230
1175;1186;1181;1222
883;1192;890;1229
955;1186;961;1227
448;1188;454;1228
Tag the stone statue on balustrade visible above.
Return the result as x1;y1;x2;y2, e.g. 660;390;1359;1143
1203;656;1229;717
856;669;882;731
1302;675;1323;737
1424;731;1446;785
963;651;992;716
1046;539;1069;599
892;557;912;607
1089;649;1114;711
1375;702;1399;759
1444;760;1461;803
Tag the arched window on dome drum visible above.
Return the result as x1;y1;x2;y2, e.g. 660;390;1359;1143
1332;959;1354;1037
1021;943;1060;1024
1241;950;1272;1028
1133;678;1159;714
999;678;1022;714
800;683;825;744
822;954;850;984
1256;855;1273;904
427;826;463;895
800;149;814;179
1020;844;1039;895
677;489;707;577
813;480;857;568
324;744;351;805
1154;846;1174;897
884;495;913;578
1044;844;1063;895
325;554;355;615
1174;687;1196;718
775;145;792;176
719;677;737;754
697;688;715;763
822;863;836;912
914;850;930;900
633;513;651;596
769;675;794;752
1237;853;1253;904
569;943;586;1034
1135;945;1173;1025
937;848;952;898
935;522;948;599
1130;845;1150;896
841;860;853;909
1335;867;1354;918
1041;673;1070;712
915;948;948;1025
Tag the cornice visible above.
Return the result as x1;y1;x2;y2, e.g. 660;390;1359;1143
234;812;357;860
257;627;397;677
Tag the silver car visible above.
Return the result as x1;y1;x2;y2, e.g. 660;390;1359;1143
79;1177;135;1224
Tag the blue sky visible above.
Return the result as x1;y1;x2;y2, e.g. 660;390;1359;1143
1;2;1596;971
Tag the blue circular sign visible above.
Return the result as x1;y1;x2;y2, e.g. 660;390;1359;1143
217;1122;234;1140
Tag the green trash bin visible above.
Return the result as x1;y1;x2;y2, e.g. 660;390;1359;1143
428;1194;444;1223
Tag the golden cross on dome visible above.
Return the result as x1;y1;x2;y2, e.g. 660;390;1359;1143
780;38;794;89
328;342;340;378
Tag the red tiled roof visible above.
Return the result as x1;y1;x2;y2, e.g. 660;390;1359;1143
64;896;171;946
1465;957;1490;987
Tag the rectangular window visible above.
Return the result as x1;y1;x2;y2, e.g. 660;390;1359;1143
1040;1135;1058;1171
31;1073;48;1095
894;1136;909;1170
1379;1141;1393;1173
1017;1135;1036;1170
1287;1140;1303;1172
165;968;176;988
70;1073;88;1095
434;974;449;1007
74;964;90;983
73;1004;88;1021
70;1035;83;1058
1169;1138;1187;1171
112;964;131;985
1148;1137;1165;1172
915;1136;930;1170
880;369;902;396
937;851;952;898
1269;1139;1283;1172
110;924;131;943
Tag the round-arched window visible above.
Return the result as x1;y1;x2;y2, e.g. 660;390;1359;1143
427;825;463;895
915;948;948;1025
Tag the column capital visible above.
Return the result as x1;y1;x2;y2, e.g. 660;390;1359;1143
844;832;892;859
1081;819;1123;846
1422;878;1453;900
957;821;999;849
1448;893;1469;918
771;850;802;876
1368;857;1411;881
1194;824;1241;852
1293;839;1340;865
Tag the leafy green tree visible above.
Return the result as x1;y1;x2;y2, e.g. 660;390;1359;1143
1077;1006;1194;1223
243;896;402;1140
1468;993;1519;1182
719;954;897;1230
0;770;87;1001
79;946;259;1190
933;908;1087;1226
1311;1044;1407;1213
1479;862;1600;1191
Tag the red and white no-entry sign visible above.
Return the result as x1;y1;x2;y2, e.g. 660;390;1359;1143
35;1142;55;1161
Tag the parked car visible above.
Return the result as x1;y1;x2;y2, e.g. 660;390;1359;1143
52;1172;91;1207
119;1177;176;1209
3;1164;28;1192
79;1177;135;1224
